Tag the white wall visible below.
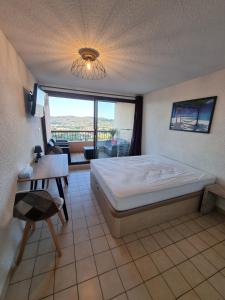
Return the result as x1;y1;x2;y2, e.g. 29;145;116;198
0;30;43;296
142;68;225;208
114;102;134;141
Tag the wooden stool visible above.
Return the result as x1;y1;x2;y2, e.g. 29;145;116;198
14;190;65;264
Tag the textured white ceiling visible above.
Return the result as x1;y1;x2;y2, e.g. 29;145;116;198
1;0;225;95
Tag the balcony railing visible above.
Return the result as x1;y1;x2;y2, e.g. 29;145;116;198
51;130;113;142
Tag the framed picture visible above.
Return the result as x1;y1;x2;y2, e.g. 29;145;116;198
170;96;217;133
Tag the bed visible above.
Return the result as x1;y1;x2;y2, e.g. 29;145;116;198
90;155;216;237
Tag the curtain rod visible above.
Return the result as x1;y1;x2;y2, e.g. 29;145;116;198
40;84;136;100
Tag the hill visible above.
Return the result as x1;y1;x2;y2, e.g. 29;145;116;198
50;116;114;131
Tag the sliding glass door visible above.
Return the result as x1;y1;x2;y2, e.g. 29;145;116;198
96;101;134;159
48;96;135;164
49;97;94;164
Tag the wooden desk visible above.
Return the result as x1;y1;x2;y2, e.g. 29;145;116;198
18;154;69;220
201;183;225;214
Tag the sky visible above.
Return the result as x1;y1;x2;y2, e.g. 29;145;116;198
49;97;115;119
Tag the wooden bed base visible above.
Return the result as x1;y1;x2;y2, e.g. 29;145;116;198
91;172;203;237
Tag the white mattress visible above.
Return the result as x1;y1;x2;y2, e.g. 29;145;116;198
90;155;216;211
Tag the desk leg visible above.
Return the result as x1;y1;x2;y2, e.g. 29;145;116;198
34;180;38;190
55;177;69;221
30;181;34;190
42;179;45;189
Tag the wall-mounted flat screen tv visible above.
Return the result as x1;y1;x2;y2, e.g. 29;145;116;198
31;83;46;117
170;96;217;133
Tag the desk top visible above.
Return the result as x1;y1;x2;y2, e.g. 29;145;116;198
18;154;68;182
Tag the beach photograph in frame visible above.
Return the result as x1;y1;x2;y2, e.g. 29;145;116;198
170;96;217;133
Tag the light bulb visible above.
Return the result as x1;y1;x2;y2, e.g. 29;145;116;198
87;61;91;70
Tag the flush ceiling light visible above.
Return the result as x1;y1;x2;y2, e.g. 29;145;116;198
71;48;106;80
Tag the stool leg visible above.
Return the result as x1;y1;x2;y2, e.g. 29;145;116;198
16;221;32;265
63;176;68;186
58;210;65;225
45;218;62;256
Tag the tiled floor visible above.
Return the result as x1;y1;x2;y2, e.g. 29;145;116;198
5;169;225;300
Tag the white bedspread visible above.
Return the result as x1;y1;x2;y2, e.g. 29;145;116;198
91;155;215;198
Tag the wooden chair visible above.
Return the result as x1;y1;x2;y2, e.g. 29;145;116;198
13;190;65;264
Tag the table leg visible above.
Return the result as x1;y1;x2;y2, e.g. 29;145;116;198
34;180;38;190
42;179;45;189
30;181;34;190
55;177;68;221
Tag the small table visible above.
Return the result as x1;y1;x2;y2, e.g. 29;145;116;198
18;154;69;221
83;146;95;160
201;183;225;214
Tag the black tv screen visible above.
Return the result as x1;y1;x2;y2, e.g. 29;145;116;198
31;84;46;117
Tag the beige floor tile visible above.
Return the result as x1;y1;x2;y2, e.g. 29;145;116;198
164;227;183;242
37;238;56;255
176;239;198;258
203;248;225;270
75;240;93;260
54;285;78;300
191;254;217;278
179;290;200;300
209;272;225;298
118;262;142;290
86;215;100;227
112;293;128;300
140;235;160;253
33;252;55;276
73;217;87;230
177;261;204;288
187;235;209;252
146;275;175;300
185;220;203;234
27;229;41;243
78;277;103;300
106;234;124;248
54;263;76;292
175;223;193;237
163;267;191;297
55;245;75;268
112;245;132;266
135;255;159;280
123;233;138;243
95;250;116;274
73;228;90;244
91;236;109;254
194;281;223;300
208;227;225;242
5;279;31;300
23;242;38;260
29;271;54;300
164;244;186;265
57;232;74;249
88;224;104;239
197;231;218;246
76;256;97;283
126;240;147;259
100;269;124;299
127;284;152;300
213;242;225;259
151;249;173;272
11;258;35;283
152;231;172;248
102;223;110;235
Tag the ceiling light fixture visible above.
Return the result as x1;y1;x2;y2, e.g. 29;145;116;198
71;48;106;80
